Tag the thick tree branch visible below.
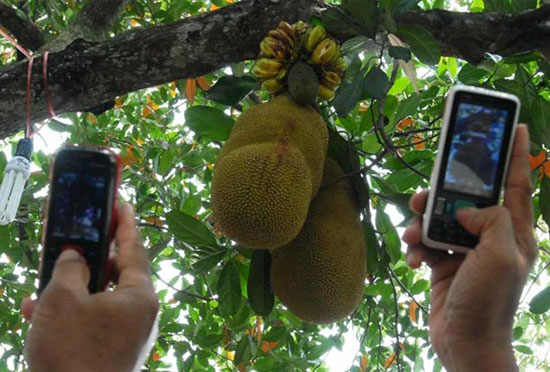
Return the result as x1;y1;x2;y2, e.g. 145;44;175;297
397;5;550;64
0;0;325;139
0;2;44;51
2;2;550;139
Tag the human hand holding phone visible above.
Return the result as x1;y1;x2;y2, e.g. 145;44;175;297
402;125;537;372
22;204;159;372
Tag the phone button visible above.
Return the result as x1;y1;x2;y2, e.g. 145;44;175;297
434;197;446;215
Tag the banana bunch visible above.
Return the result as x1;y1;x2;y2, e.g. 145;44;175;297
252;22;346;101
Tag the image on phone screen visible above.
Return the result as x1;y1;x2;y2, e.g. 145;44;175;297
51;172;107;243
443;103;509;198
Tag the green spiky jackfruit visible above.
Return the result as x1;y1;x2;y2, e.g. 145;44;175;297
270;158;366;324
211;94;328;249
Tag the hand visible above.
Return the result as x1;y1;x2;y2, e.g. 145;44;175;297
402;124;537;372
22;203;159;372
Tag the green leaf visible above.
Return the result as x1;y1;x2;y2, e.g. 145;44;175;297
327;129;370;209
191;245;226;272
321;7;363;36
333;58;364;117
483;0;511;12
540;178;550;228
375;206;401;262
389;46;412;62
166;210;217;247
514;344;533;355
529;100;550;146
184;106;234;141
234;335;251;366
205;76;258;106
457;64;488;85
362;66;389;100
392;0;421;15
342;0;378;38
386;168;423;192
502;50;544;64
217;260;243;317
396;24;441;65
530;286;550;314
247;250;274;317
364;220;380;275
391;93;420;127
510;0;537;13
0;152;6;175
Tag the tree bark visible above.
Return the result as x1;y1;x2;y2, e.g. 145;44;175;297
397;5;550;64
1;1;550;139
0;2;44;51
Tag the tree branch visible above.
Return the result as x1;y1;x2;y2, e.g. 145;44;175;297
396;5;550;64
0;0;325;139
0;2;44;51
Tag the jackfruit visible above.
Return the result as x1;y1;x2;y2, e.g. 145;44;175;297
211;94;328;249
270;158;366;324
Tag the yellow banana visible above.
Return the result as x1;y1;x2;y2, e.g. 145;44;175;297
262;78;283;93
305;25;327;52
318;84;335;100
322;71;341;89
327;57;347;73
312;38;337;65
260;37;286;60
252;58;282;78
268;29;295;51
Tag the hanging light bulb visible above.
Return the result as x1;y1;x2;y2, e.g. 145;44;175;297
0;138;32;225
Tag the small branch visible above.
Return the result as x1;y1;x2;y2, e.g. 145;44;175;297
520;259;550;304
152;270;212;301
0;2;45;51
393;133;440;149
389;268;428;315
388;269;403;372
393;126;441;137
373;63;429;180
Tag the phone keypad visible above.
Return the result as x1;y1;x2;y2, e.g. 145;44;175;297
429;198;486;248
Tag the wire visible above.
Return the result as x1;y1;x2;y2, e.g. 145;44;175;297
0;27;32;59
26;56;35;138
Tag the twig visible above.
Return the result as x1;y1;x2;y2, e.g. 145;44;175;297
388;269;403;372
389;268;428;315
372;63;429;179
152;270;212;301
393;133;440;149
520;259;550;304
393;126;441;137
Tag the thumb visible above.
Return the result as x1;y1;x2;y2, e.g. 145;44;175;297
456;206;515;253
49;249;90;293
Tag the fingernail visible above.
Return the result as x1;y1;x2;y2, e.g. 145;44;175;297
58;249;83;261
406;251;417;267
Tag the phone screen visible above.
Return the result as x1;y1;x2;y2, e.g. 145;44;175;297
442;103;510;198
40;148;117;293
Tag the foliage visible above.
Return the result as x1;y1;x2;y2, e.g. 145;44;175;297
1;0;550;371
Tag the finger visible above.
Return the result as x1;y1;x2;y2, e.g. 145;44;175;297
115;203;153;289
456;206;516;257
503;124;537;261
49;249;90;293
108;252;120;284
406;244;450;269
21;297;37;322
402;217;422;246
409;190;428;215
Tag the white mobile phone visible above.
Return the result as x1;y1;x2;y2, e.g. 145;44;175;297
422;85;520;253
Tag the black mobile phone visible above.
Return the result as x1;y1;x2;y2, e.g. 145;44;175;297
422;85;520;253
39;145;121;294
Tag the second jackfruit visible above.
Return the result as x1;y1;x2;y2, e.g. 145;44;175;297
270;158;366;323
